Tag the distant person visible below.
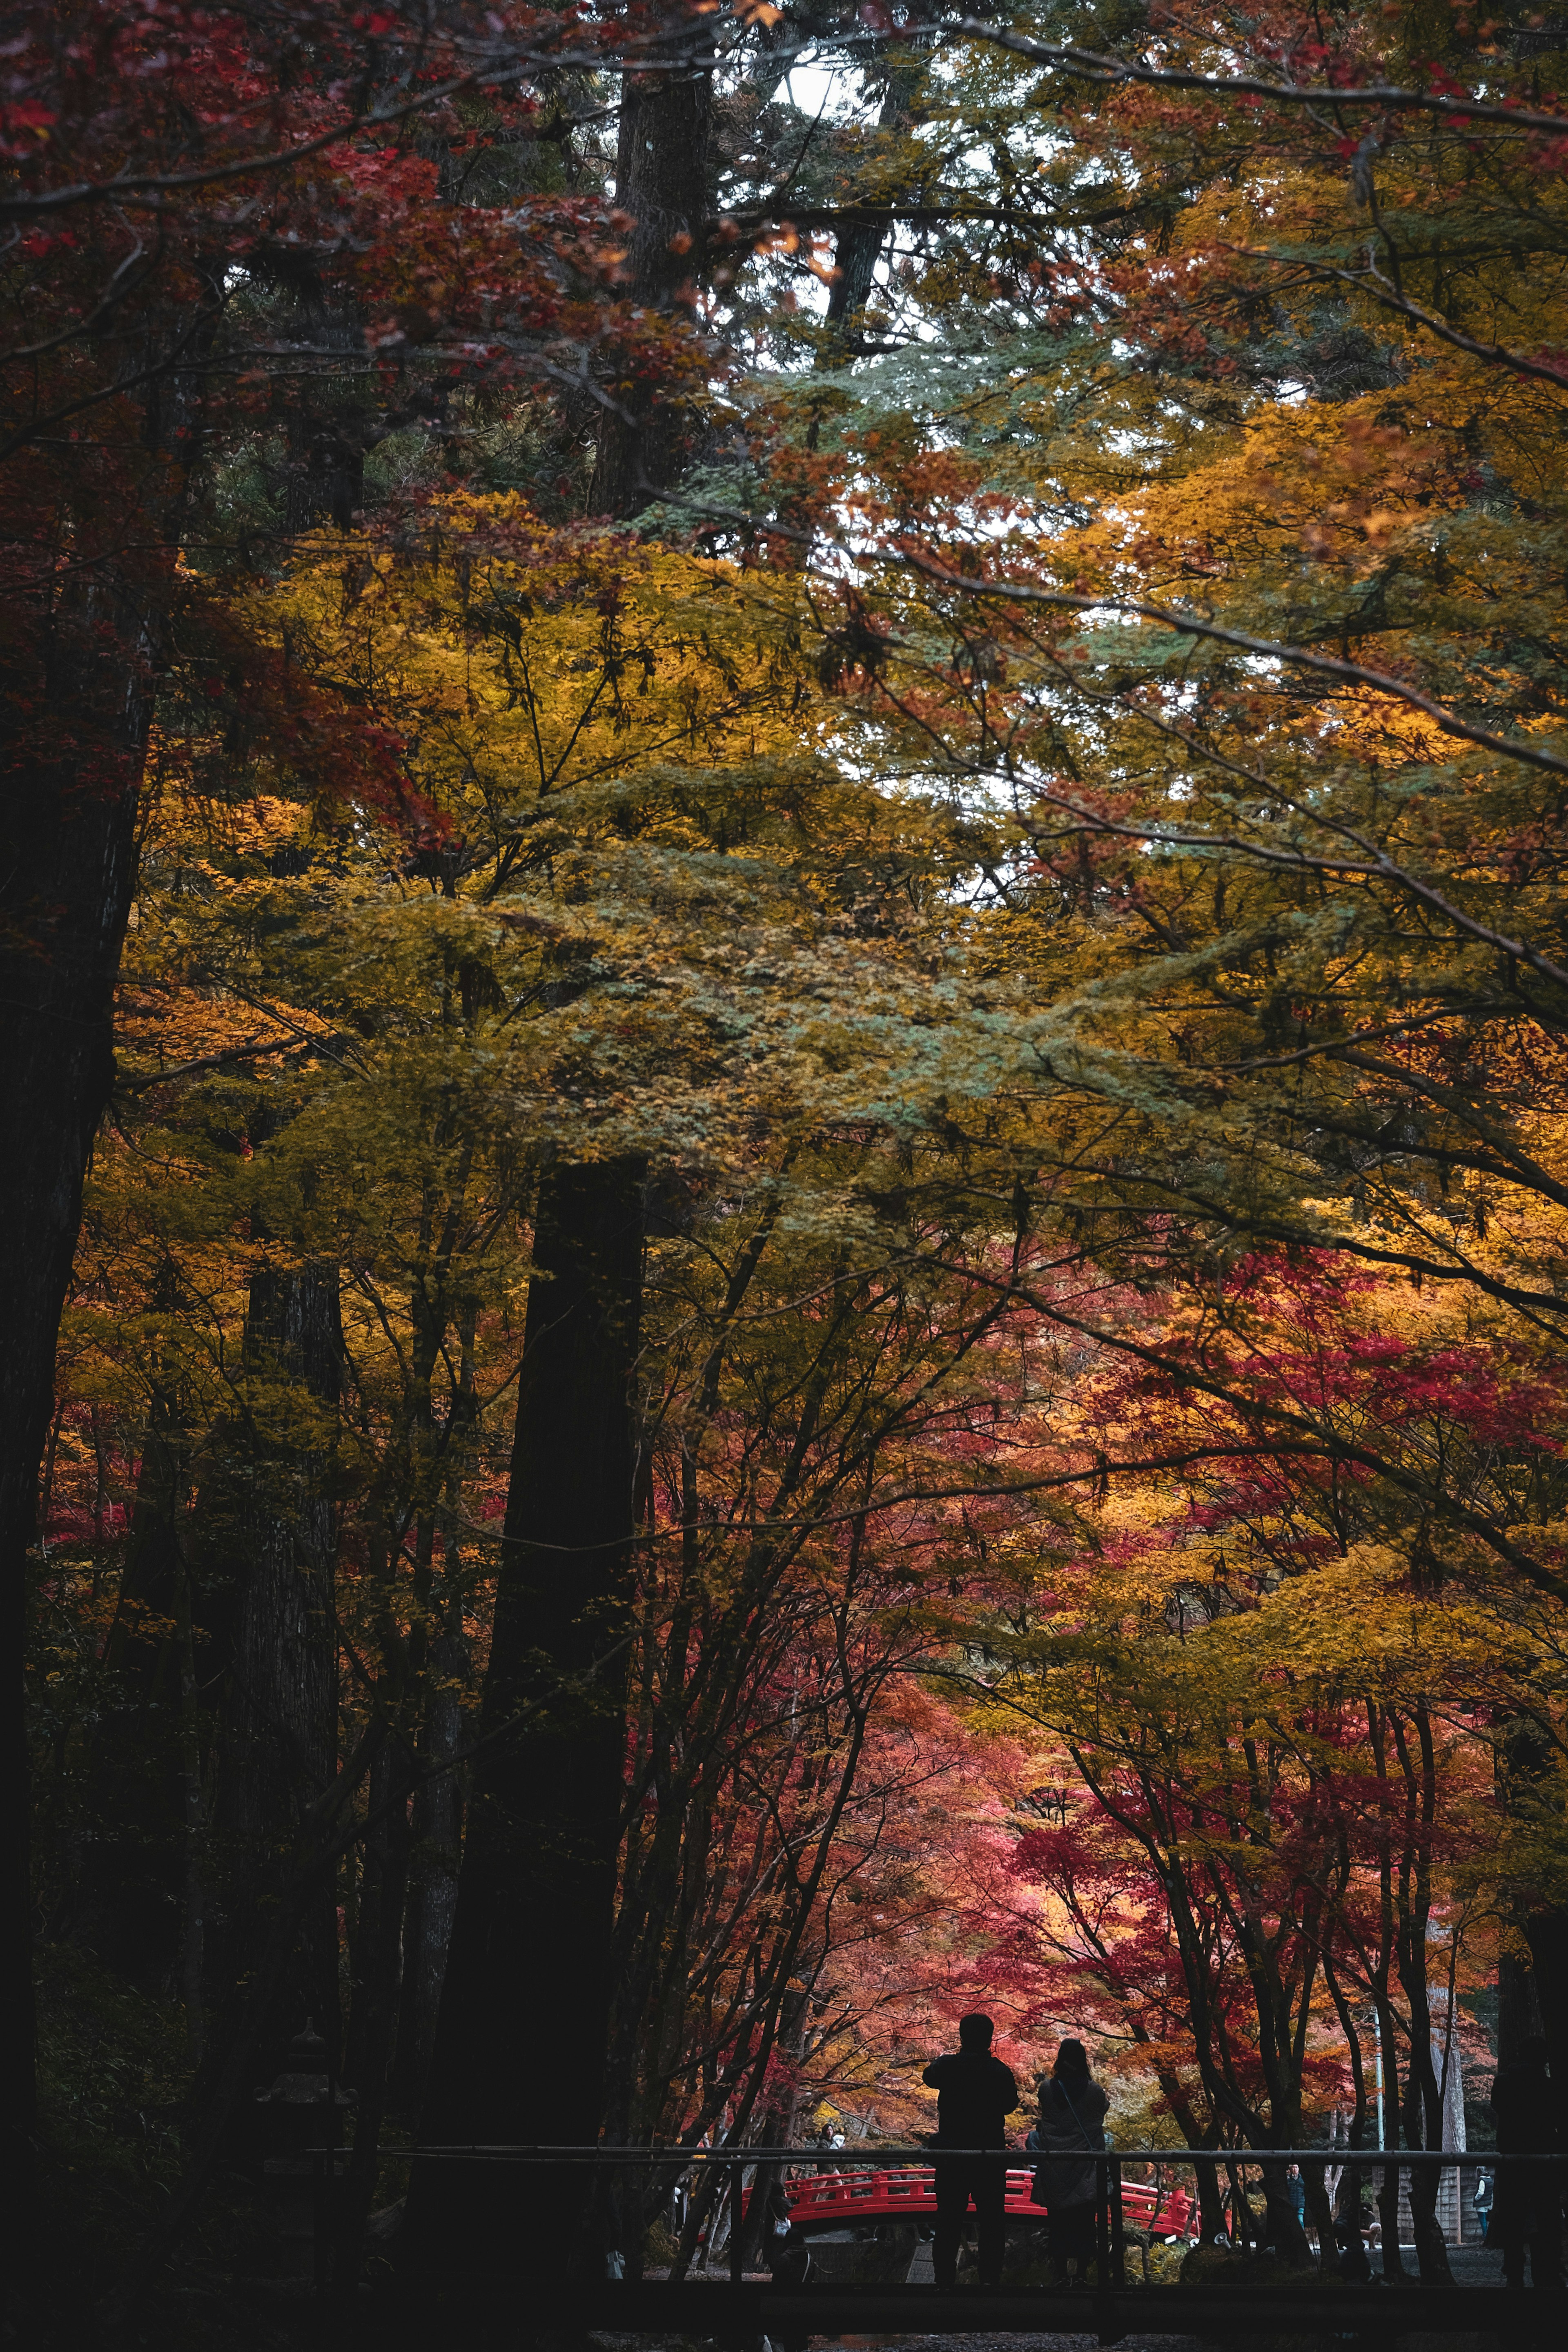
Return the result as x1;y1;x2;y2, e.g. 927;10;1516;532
1473;2165;1493;2244
922;2012;1020;2288
1491;2037;1562;2289
1265;2160;1307;2253
1029;2038;1111;2286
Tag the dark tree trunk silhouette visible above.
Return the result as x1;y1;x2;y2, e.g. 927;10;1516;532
817;42;927;366
336;1734;415;2274
73;1385;192;1990
1501;1722;1568;2093
1522;1904;1568;2091
3;223;211;2126
406;38;706;2272
390;1597;469;2123
590;53;712;516
406;1156;644;2276
200;1260;343;2081
3;568;167;2141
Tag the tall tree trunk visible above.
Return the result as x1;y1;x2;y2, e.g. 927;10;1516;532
403;38;705;2281
732;1986;809;2271
2;572;164;2140
1391;1702;1453;2285
1372;1994;1408;2282
405;1156;645;2278
200;1260;342;2083
590;51;712;515
1497;1945;1545;2064
1501;1722;1568;2091
1521;1907;1568;2078
1324;1963;1373;2280
389;1595;469;2123
336;1736;414;2276
816;40;927;367
72;1384;191;1988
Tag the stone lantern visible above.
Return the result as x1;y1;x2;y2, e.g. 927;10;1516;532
254;2019;356;2283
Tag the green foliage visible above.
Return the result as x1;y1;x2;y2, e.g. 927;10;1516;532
36;1943;191;2178
21;1950;266;2350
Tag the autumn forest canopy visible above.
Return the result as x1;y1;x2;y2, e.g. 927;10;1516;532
9;0;1568;2328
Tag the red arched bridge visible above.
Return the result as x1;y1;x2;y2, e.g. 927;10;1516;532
751;2165;1194;2236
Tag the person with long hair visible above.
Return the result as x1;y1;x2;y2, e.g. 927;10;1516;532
1029;2039;1110;2287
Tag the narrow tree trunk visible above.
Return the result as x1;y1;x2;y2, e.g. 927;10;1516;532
201;1260;342;2081
733;1986;808;2270
72;1386;191;1987
1498;1942;1546;2065
389;1599;468;2123
1324;1965;1372;2279
406;1156;645;2278
175;1559;207;2062
1392;1702;1453;2285
344;1742;400;2092
1373;2005;1408;2282
337;1737;414;2277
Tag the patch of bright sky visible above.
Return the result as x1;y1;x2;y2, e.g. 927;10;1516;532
782;55;864;123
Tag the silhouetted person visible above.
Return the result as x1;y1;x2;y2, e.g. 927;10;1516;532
1492;2036;1563;2289
1334;2197;1374;2283
1030;2039;1110;2287
923;2013;1020;2288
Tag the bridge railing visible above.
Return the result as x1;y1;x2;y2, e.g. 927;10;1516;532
388;2141;1564;2296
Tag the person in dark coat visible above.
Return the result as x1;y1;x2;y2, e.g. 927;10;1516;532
1029;2039;1111;2286
1265;2162;1307;2252
922;2013;1020;2288
1490;2037;1562;2289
